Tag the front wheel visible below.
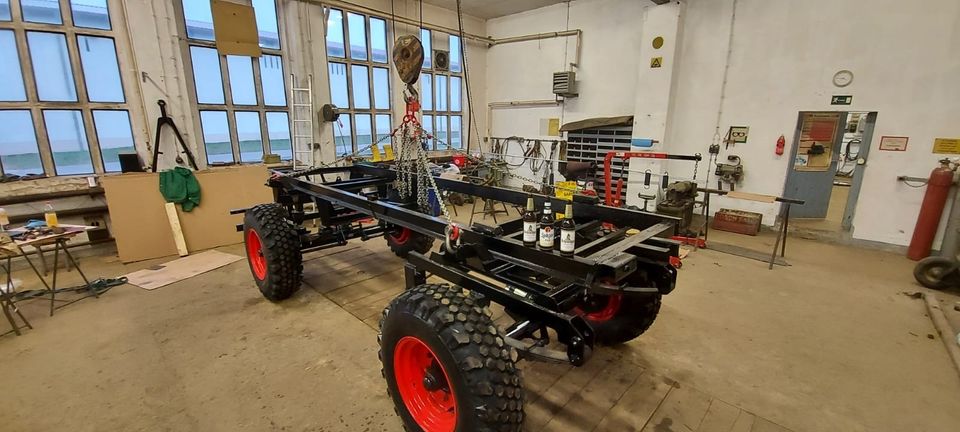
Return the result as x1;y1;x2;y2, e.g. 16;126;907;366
379;284;524;432
914;256;959;290
243;203;303;301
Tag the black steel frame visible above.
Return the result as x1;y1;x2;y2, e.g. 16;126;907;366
249;162;682;366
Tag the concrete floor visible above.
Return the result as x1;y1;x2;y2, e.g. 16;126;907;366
2;212;960;432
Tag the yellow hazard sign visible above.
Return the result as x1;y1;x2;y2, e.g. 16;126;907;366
650;57;663;68
933;138;960;154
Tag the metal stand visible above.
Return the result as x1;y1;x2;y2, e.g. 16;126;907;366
19;239;96;316
0;256;32;336
769;203;793;270
150;99;199;172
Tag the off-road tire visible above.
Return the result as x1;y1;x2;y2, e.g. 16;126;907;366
379;284;524;432
580;294;662;345
243;203;302;301
914;256;957;290
385;227;435;258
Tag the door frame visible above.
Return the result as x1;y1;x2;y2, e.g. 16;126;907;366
782;110;877;230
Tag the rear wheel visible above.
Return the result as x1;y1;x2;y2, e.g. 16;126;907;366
576;293;661;345
386;226;435;258
243;203;302;301
914;256;958;290
379;284;524;432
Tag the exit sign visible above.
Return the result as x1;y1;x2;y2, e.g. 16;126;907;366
831;95;853;105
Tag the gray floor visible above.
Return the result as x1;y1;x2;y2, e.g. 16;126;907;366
1;223;959;432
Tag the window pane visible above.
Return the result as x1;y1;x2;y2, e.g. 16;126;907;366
190;46;224;104
28;32;77;102
328;62;348;108
227;55;256;105
373;67;390;110
420;73;432;111
0;111;42;176
355;114;372;155
0;31;26;101
200;111;232;164
252;0;280;49
375;114;391;144
333;113;352;156
1;0;11;21
78;36;124;103
236;112;263;163
422;114;433;138
326;9;345;57
450;77;462;112
22;0;62;24
44;110;92;175
266;112;291;160
449;35;462;72
351;65;370;109
182;0;213;40
71;0;110;29
260;55;286;106
435;115;448;149
435;75;448;111
92;110;134;173
450;116;462;149
420;29;431;69
347;12;367;60
370;18;388;63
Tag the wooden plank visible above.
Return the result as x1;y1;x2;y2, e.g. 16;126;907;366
594;371;672;432
697;399;741;432
524;350;618;431
124;250;243;290
165;202;189;257
729;411;756;432
751;416;793;432
541;355;645;431
725;191;777;203
640;383;713;432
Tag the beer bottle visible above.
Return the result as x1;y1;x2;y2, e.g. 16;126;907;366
538;201;555;251
560;203;576;256
522;195;537;247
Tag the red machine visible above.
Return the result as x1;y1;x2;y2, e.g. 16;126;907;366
907;159;956;260
602;151;702;207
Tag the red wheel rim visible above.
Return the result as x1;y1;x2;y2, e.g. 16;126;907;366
581;294;622;323
246;230;267;280
390;227;412;245
393;336;457;432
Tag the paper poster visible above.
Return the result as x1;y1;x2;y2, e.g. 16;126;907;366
879;136;908;152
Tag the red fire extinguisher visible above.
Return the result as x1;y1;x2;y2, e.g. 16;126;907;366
775;135;786;156
907;159;956;260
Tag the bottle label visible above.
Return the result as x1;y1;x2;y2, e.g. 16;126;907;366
539;226;554;248
523;222;537;243
560;229;575;252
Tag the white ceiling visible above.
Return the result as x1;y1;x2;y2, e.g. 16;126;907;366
421;0;569;20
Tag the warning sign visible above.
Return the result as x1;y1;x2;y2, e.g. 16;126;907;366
933;138;960;154
650;57;663;68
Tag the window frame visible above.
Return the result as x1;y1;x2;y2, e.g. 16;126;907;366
0;0;141;177
325;8;393;156
420;29;465;151
176;0;291;166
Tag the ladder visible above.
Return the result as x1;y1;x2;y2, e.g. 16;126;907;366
290;74;315;170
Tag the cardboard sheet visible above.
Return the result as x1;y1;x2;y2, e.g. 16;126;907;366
102;165;273;263
124;250;243;290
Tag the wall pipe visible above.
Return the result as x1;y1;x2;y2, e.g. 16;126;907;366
490;30;582;69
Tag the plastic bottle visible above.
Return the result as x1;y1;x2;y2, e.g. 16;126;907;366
43;201;59;228
0;207;8;230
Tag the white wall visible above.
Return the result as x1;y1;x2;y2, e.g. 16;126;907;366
487;0;960;247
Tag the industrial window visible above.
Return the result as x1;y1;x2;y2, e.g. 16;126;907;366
179;0;291;165
420;29;464;151
0;0;135;177
325;8;391;157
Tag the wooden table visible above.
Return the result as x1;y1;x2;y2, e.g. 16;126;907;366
0;237;32;336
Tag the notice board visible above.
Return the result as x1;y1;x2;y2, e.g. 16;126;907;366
102;165;273;262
